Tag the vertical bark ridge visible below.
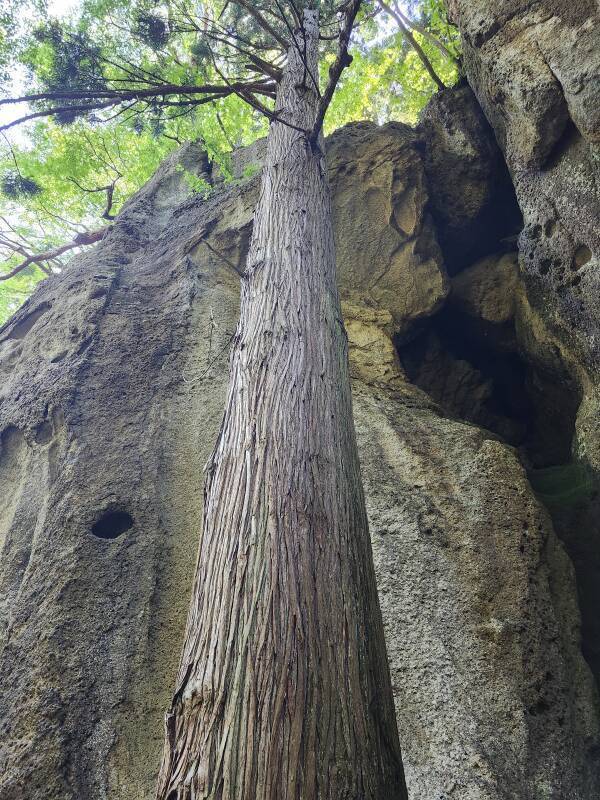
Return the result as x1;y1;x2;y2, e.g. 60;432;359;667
156;10;407;800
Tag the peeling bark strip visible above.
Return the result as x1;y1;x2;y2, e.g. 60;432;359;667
156;10;407;800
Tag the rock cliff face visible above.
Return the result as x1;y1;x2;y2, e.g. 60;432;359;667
448;0;600;726
1;12;600;799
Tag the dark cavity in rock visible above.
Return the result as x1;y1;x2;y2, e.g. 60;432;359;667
91;510;134;540
396;303;580;469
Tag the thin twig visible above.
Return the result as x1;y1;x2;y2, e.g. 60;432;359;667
230;0;289;49
392;0;458;64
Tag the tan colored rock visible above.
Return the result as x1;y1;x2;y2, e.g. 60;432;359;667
0;126;598;800
342;301;406;388
328;122;449;335
447;0;600;170
452;251;519;324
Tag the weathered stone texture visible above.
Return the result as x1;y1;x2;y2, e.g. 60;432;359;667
448;0;600;741
446;0;600;364
356;382;599;799
328;122;449;331
418;82;522;273
0;116;598;800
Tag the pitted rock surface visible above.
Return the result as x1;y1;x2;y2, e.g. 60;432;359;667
0;120;598;800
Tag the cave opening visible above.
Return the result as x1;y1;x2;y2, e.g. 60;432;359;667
397;303;581;470
91;510;134;540
397;294;600;687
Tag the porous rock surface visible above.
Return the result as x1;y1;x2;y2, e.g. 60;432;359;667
449;0;600;740
0;115;598;800
447;0;600;387
418;82;522;274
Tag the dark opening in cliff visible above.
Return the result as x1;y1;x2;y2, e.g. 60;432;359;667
91;510;134;540
397;287;600;688
397;303;581;469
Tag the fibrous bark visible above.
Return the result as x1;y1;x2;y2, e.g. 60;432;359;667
155;11;406;800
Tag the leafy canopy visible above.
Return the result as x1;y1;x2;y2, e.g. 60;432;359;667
0;0;459;323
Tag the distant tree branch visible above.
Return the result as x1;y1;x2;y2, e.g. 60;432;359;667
0;228;107;281
173;6;284;80
230;0;289;50
0;100;119;132
67;177;119;220
0;81;277;132
0;131;23;177
391;0;458;64
309;0;363;144
377;0;446;90
0;81;277;108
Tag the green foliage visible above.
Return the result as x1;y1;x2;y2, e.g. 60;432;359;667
324;0;460;129
0;267;41;327
0;0;460;324
28;22;106;93
176;164;212;198
0;0;46;82
241;162;261;180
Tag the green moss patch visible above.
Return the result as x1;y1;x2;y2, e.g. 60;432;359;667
528;462;596;509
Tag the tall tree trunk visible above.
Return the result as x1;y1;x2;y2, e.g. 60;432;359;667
156;10;407;800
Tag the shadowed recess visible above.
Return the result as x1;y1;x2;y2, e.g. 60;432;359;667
91;510;134;540
397;298;600;689
397;303;581;468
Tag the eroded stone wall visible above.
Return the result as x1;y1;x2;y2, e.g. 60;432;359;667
0;105;598;800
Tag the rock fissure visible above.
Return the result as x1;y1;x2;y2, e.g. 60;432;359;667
397;285;581;469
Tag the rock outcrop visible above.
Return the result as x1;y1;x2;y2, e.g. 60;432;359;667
418;82;522;274
0;91;599;800
446;0;600;400
448;0;600;729
357;383;598;799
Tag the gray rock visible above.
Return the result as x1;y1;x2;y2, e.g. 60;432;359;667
0;122;598;800
418;83;522;274
448;0;600;747
446;0;600;367
356;381;599;800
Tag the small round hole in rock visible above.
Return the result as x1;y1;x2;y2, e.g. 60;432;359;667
91;510;133;540
572;245;592;270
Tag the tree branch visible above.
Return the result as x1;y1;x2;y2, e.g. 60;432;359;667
0;228;107;281
230;0;289;50
309;0;363;144
0;81;277;107
0;81;277;132
377;0;446;90
392;0;458;64
67;177;119;220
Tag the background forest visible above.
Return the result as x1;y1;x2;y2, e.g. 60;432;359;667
0;0;458;323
